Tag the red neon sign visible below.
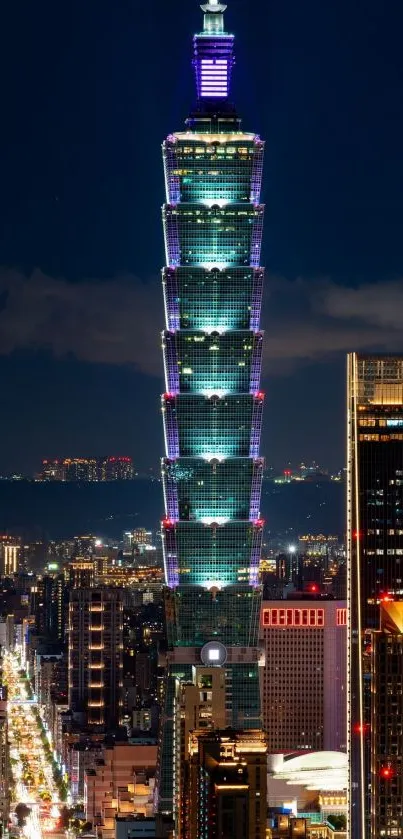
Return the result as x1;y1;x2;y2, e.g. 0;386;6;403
337;608;347;626
262;608;325;628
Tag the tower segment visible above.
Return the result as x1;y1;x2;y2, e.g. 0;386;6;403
157;1;266;813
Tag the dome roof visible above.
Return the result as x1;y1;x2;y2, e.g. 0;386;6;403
270;751;347;792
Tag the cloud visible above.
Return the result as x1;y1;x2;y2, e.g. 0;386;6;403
262;276;403;372
316;279;403;329
0;269;162;376
0;269;401;377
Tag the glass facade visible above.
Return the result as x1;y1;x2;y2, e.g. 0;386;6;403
162;394;264;459
157;0;265;813
347;354;403;838
163;267;264;332
370;604;403;838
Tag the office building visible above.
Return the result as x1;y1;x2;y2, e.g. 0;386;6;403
370;600;403;838
68;588;124;730
260;599;347;752
0;537;20;576
182;729;267;839
68;558;96;589
174;666;227;836
33;574;67;641
158;0;265;810
347;353;403;837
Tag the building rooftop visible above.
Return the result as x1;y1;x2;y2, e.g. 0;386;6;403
268;751;347;792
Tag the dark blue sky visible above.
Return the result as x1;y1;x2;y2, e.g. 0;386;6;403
0;0;402;474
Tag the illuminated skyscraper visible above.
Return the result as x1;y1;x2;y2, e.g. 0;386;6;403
158;0;265;812
68;588;124;731
370;601;403;838
347;353;403;837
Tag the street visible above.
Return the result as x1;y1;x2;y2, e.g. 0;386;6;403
3;653;65;839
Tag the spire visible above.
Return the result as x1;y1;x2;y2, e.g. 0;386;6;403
193;0;235;101
201;0;227;12
201;0;227;34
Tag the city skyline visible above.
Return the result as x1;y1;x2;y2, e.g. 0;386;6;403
1;0;403;473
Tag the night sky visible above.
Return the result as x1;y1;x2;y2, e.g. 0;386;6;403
0;0;402;475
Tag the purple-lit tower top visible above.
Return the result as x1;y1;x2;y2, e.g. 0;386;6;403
193;0;235;99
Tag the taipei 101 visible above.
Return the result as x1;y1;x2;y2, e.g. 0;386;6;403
0;1;401;838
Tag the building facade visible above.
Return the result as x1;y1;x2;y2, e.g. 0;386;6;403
370;601;403;838
158;0;265;811
347;353;403;837
84;741;158;825
40;456;134;481
0;537;20;576
68;587;124;730
260;599;347;752
183;729;267;839
0;679;9;831
174;666;227;836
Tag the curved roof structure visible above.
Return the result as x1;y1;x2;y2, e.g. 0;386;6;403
270;751;347;792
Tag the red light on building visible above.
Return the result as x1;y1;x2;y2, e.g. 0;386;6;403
380;765;394;780
353;722;369;735
309;584;318;593
380;594;394;603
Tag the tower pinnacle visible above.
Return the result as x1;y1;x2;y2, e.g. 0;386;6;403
201;0;227;11
194;0;234;100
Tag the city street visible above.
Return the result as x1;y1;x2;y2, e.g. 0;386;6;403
3;653;64;839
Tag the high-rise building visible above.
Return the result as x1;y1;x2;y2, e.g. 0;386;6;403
174;666;227;835
370;600;403;838
63;458;98;482
158;0;265;811
347;353;403;837
98;456;134;481
41;459;67;481
0;537;20;576
68;558;96;589
182;729;267;839
68;588;124;730
260;599;347;752
33;574;67;641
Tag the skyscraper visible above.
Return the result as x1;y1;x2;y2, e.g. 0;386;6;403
158;0;265;812
260;598;347;753
347;353;403;837
370;600;403;838
68;587;124;730
181;728;267;839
